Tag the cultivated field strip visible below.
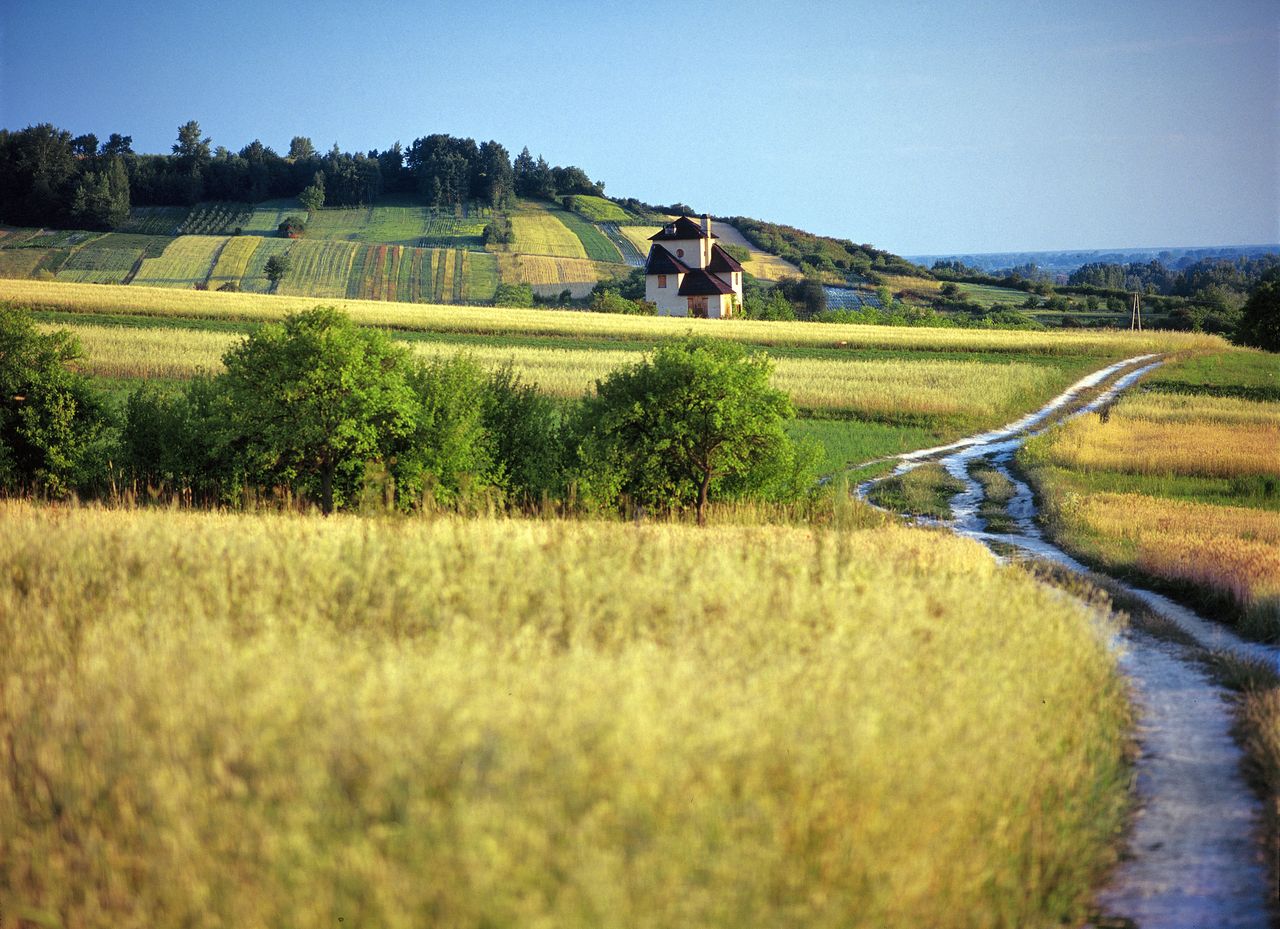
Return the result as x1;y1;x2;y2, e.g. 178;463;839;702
48;318;1092;419
276;240;358;298
510;206;587;258
4;279;1223;356
208;236;263;289
131;235;227;288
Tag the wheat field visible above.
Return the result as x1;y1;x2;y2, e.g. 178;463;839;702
1;279;1224;356
0;503;1131;929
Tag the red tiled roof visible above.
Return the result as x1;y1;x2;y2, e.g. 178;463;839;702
678;269;735;296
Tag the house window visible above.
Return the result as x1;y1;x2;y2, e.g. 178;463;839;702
658;274;667;288
676;248;684;258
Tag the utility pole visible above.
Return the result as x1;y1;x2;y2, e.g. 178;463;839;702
1130;292;1142;331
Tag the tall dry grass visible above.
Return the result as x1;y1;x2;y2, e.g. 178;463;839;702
0;504;1131;929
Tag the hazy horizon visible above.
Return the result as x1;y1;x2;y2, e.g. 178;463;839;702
3;0;1276;256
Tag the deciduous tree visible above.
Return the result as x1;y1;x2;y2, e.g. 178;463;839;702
571;336;812;524
221;307;417;513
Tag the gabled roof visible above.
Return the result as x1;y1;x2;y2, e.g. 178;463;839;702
645;244;691;276
707;243;744;274
678;269;735;297
649;215;717;241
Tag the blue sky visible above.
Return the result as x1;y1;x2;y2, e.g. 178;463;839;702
2;0;1276;255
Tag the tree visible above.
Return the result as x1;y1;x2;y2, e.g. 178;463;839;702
0;307;108;496
221;307;417;514
571;336;811;524
298;171;325;212
278;215;306;237
1237;270;1280;352
172;120;212;167
493;282;534;307
264;254;290;288
288;136;316;161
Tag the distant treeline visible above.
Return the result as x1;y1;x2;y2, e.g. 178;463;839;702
0;121;606;230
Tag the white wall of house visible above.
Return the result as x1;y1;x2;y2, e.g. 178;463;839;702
646;273;688;315
658;238;706;269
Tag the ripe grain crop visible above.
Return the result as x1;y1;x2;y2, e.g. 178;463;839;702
496;253;603;288
207;235;263;289
2;279;1224;355
510;205;588;258
0;503;1131;929
131;235;227;288
1041;402;1279;479
1047;491;1280;636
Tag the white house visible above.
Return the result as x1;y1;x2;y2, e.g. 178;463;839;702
644;215;744;318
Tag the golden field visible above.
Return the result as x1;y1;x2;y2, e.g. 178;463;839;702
1043;415;1279;479
1022;351;1280;638
1;278;1225;356
1050;491;1280;631
48;318;1072;419
0;503;1131;929
508;205;587;259
494;252;603;287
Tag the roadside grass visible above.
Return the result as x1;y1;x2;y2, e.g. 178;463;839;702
0;503;1132;929
970;463;1020;533
1021;349;1280;641
866;463;966;518
786;419;943;476
131;235;226;288
1144;348;1280;403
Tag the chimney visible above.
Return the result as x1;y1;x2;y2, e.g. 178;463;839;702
702;213;711;237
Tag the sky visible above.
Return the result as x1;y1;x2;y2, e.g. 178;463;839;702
2;0;1276;255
